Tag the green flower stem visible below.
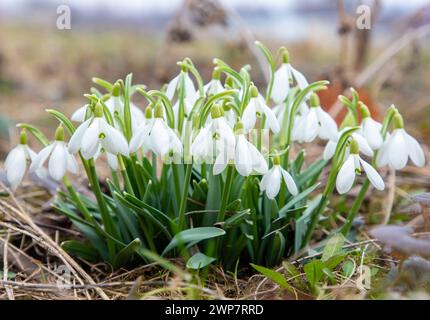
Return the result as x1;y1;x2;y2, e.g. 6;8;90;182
119;156;135;195
130;153;145;197
300;127;358;249
340;180;370;235
87;159;117;259
178;163;193;230
171;164;182;211
217;164;235;222
339;106;396;235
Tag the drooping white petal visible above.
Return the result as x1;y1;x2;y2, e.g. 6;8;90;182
404;130;425;167
49;142;68;180
323;140;337;160
68;118;92;154
100;119;129;156
29;144;54;172
166;74;180;100
234;135;253;176
81;118;101;156
316;107;338;141
289;64;309;90
353;133;374;157
106;152;119;170
388;129;409;170
271;64;290;104
265;166;282;199
302;108;319;142
71;105;89;122
361;117;383;150
213;148;231;175
66;153;79;174
359;158;384;191
260;101;280;134
150;119;170;156
242;99;257;131
247;140;268;174
336;155;356;194
5;146;27;190
280;168;298;196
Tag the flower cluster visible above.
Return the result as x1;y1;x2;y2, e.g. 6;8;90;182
1;42;426;269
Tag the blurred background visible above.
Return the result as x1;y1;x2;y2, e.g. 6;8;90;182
0;0;429;157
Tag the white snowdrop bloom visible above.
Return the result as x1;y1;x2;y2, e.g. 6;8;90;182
68;103;129;159
104;96;144;132
213;122;268;176
293;93;337;143
260;155;298;200
323;127;373;161
4;131;42;190
242;86;280;133
30;126;78;181
166;69;199;105
376;113;425;170
204;70;224;96
129;104;182;157
106;152;119;170
271;52;309;104
71;103;90;122
336;139;385;194
191;104;235;165
359;103;383;150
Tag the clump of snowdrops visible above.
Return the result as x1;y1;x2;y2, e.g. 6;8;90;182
3;42;425;270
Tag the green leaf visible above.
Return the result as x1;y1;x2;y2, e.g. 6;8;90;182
321;233;345;262
162;227;226;256
303;260;325;288
324;254;346;270
92;77;113;92
342;260;355;278
113;238;141;268
223;209;250;228
279;183;320;218
61;240;100;263
251;263;289;289
16;123;49;146
186;253;216;270
294;195;322;253
46;109;76;135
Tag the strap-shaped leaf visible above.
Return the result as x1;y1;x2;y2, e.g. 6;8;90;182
162;227;226;256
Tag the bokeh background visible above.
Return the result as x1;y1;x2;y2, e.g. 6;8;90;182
0;0;429;158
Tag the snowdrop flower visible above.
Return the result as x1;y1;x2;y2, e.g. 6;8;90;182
293;93;338;143
129;103;182;157
166;66;198;105
260;154;298;199
336;139;385;194
377;113;425;170
213;121;268;176
30;126;78;181
204;70;224;96
3;130;41;190
323;127;373;160
242;85;280;133
68;103;129;159
71;83;144;133
191;104;235;165
271;50;309;104
359;103;383;150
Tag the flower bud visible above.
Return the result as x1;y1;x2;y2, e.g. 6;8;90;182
19;129;27;145
210;104;224;119
112;82;121;97
145;105;153;119
309;93;320;107
350;138;359;155
154;103;164;118
393;112;404;129
94;102;104;118
359;102;371;119
250;85;259;98
54;125;64;141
